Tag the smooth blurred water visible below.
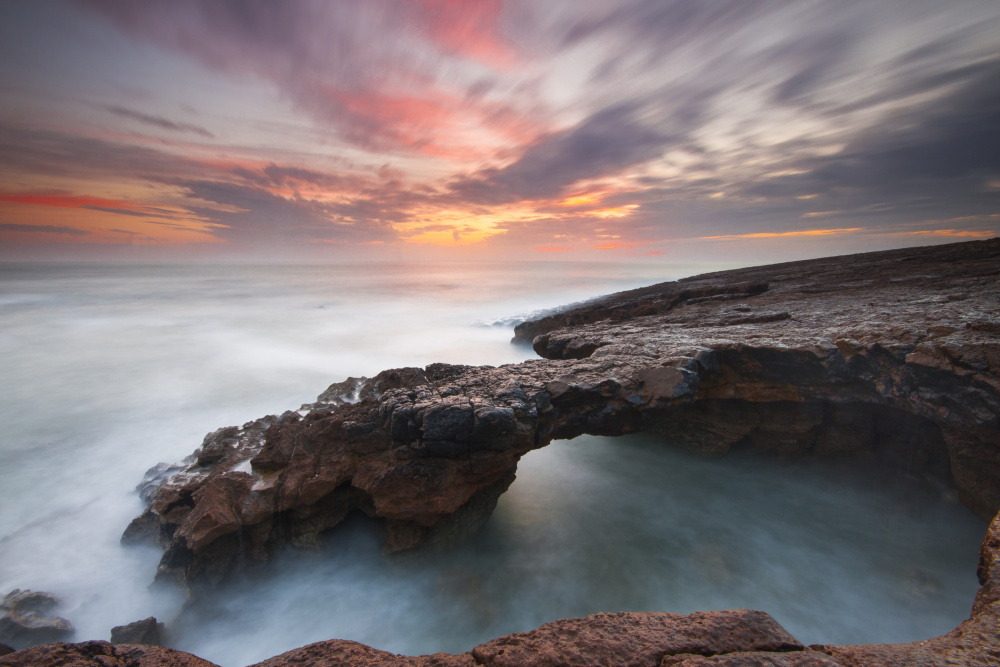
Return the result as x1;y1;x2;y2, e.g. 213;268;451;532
0;261;986;665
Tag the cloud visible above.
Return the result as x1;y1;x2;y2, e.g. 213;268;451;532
0;223;90;236
700;228;864;241
177;179;398;246
5;0;997;258
0;122;202;180
77;0;535;155
743;59;1000;207
449;103;673;204
106;105;214;138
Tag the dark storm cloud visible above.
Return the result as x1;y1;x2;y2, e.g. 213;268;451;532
450;104;674;204
105;106;214;138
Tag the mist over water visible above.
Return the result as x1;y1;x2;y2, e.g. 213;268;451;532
0;261;985;666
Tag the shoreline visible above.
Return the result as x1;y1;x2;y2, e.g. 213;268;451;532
4;238;1000;666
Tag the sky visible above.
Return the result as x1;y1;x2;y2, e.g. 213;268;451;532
0;0;998;263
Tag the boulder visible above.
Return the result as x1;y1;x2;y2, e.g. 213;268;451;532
0;590;74;650
110;617;162;646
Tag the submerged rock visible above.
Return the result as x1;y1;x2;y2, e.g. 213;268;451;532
0;590;74;650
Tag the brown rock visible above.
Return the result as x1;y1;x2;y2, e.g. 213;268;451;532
127;239;1000;597
248;639;474;667
661;652;841;666
470;610;802;667
0;640;217;667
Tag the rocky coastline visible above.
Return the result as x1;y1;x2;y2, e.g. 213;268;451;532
3;238;999;665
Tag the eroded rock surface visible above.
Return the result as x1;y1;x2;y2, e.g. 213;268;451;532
125;239;1000;587
0;640;217;667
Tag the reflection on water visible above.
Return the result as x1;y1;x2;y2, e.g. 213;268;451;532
0;261;986;666
174;435;983;666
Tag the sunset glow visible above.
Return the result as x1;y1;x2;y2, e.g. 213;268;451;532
0;1;997;261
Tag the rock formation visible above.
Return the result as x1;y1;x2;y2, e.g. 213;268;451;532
10;238;1000;665
124;238;1000;587
110;617;163;647
0;590;75;650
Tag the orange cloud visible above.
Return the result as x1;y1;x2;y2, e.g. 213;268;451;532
699;227;864;240
558;193;605;207
594;243;633;250
535;246;574;252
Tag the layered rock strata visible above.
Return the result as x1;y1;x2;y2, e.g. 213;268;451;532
125;238;1000;587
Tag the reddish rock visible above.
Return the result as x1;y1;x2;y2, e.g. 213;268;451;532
0;640;217;667
248;640;474;667
661;652;841;666
470;610;802;667
126;239;1000;587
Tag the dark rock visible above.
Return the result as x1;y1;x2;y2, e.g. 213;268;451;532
121;508;162;546
110;617;161;646
0;646;12;657
0;590;74;650
0;640;217;666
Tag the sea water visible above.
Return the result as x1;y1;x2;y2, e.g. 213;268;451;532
0;261;985;665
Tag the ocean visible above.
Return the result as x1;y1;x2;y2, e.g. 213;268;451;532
0;261;985;666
